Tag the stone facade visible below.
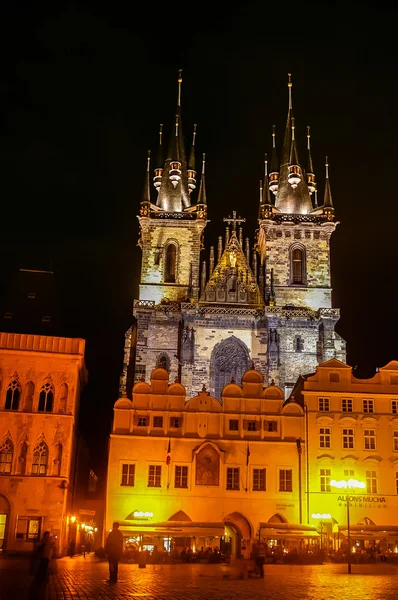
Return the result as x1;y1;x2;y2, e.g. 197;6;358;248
0;333;87;555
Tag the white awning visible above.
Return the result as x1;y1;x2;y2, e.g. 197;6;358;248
259;523;319;539
119;521;225;538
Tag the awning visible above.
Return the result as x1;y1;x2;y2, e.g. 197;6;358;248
118;520;225;538
259;523;319;539
338;526;398;540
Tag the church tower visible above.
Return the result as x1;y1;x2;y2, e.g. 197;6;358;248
257;74;345;394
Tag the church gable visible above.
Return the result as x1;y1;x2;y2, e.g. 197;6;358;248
200;231;262;305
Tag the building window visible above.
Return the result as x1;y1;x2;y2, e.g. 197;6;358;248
175;466;188;489
32;441;48;475
253;468;266;491
153;416;163;428
148;465;162;487
170;417;181;428
366;470;377;494
318;398;330;412
291;248;304;284
121;464;135;486
393;431;398;452
157;354;170;371
15;516;41;541
247;421;257;432
226;467;240;490
344;469;355;478
279;469;293;492
165;244;177;283
5;380;21;411
364;429;376;450
229;419;239;431
330;373;340;382
363;399;374;413
0;438;13;474
294;336;304;352
392;401;397;414
210;336;249;400
265;421;277;432
342;398;353;413
320;468;331;492
319;427;331;449
137;417;147;427
38;382;54;412
342;428;354;449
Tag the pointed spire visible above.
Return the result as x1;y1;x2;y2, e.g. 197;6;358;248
177;68;182;107
323;156;334;212
142;150;151;203
258;180;263;219
239;227;243;247
197;153;207;206
262;154;273;217
200;260;207;296
245;238;250;264
252;249;258;281
188;124;197;171
218;236;223;262
153;125;164;191
287;117;302;189
209;246;215;275
269;126;279;195
288;72;292;110
306;126;316;194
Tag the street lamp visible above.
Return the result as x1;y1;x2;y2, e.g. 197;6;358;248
330;479;365;574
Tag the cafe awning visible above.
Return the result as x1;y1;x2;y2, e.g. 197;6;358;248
259;523;319;539
338;525;398;540
118;520;225;538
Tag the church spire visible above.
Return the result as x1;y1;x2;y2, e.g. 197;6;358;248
153;124;163;191
197;153;207;206
287;117;302;189
139;151;151;217
306;126;316;195
269;125;279;195
188;124;197;193
323;156;334;220
261;154;273;219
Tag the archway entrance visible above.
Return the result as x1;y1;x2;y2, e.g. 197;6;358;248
223;512;252;559
210;336;250;399
0;495;10;551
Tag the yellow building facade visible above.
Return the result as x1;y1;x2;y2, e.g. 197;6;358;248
291;358;398;552
106;367;313;558
0;332;87;555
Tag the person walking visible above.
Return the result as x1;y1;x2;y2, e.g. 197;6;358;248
253;540;267;578
28;531;54;599
105;522;124;583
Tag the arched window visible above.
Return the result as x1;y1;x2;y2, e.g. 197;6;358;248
5;380;21;411
291;247;305;284
24;381;35;412
210;336;250;399
58;383;68;413
32;441;48;475
38;382;54;412
0;439;13;474
53;444;62;476
157;354;170;371
165;244;177;283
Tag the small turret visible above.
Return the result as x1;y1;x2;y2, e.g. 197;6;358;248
306;125;316;194
153;124;163;191
188;124;197;193
323;156;334;221
262;154;273;218
288;117;302;189
269;125;279;194
169;116;182;187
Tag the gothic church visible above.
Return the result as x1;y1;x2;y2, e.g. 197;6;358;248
119;73;346;400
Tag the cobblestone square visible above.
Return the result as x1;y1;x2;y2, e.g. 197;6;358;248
1;555;398;600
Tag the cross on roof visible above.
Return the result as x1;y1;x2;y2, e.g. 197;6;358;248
223;211;246;232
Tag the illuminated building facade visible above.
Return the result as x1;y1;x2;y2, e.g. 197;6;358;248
120;73;345;403
0;333;87;555
291;358;398;551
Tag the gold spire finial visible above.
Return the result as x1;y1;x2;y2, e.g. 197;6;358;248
272;125;276;147
159;124;163;145
264;153;268;176
307;125;311;148
291;116;296;140
175;115;179;136
192;123;197;145
177;69;183;106
147;149;151;171
288;73;292;109
325;156;329;178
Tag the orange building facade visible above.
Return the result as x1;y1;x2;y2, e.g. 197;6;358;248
0;332;87;555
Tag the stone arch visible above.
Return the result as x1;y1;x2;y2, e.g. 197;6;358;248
168;510;192;522
223;512;252;559
268;513;288;524
210;336;250;399
156;353;170;372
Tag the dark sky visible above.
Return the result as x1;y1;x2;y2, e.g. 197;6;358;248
1;1;398;472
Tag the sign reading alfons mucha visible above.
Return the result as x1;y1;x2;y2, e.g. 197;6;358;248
337;495;387;508
195;444;220;486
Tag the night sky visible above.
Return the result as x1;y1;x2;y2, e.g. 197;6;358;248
1;2;398;473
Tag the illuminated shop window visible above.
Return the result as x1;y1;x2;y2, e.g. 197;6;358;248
318;398;330;411
366;470;377;494
279;469;293;492
148;465;162;488
362;399;374;413
320;469;331;492
226;467;240;490
5;380;21;411
15;516;41;541
342;428;354;449
319;427;331;449
175;466;188;489
121;464;135;486
364;429;376;451
342;398;353;412
253;468;266;491
0;439;13;474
